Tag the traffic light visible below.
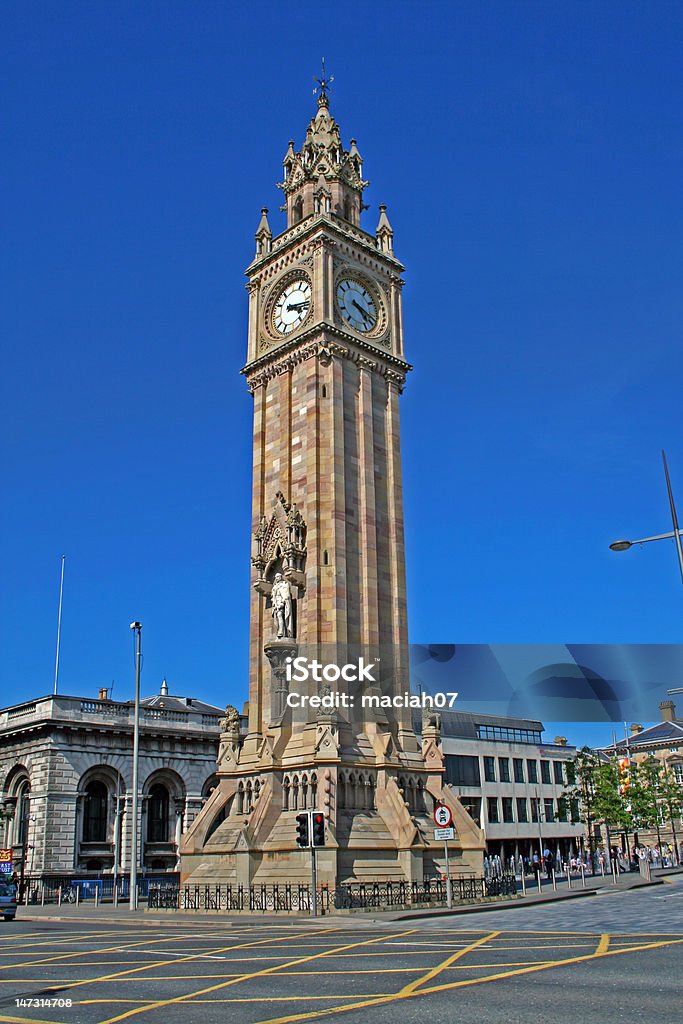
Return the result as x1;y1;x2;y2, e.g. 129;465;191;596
617;757;630;796
295;812;310;848
311;811;325;848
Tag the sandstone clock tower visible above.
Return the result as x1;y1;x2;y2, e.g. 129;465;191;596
180;80;484;885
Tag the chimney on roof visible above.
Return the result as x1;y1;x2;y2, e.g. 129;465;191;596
186;698;193;707
630;723;644;735
554;736;567;746
160;679;169;697
98;687;109;701
659;700;676;722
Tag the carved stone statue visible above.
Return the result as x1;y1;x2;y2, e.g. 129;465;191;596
271;573;293;639
220;704;240;733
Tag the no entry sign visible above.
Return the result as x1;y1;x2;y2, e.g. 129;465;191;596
433;805;452;828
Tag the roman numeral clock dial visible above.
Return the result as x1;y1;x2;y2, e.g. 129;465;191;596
336;278;378;333
273;278;312;335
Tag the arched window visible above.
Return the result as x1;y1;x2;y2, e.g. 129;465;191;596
311;773;318;808
301;774;309;809
283;776;291;811
147;784;169;842
293;197;303;224
16;780;31;847
237;782;245;814
292;777;299;811
367;777;376;811
245;781;253;813
83;781;108;843
338;772;346;809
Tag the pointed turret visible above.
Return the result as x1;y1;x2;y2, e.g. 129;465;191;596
254;207;272;257
278;92;369;228
376;203;394;254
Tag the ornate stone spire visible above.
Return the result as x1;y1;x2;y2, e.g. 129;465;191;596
279;65;369;228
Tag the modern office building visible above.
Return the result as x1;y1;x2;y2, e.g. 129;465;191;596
432;711;583;860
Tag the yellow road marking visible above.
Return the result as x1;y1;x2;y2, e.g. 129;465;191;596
96;928;418;1024
33;928;341;996
596;933;610;954
400;931;499;994
0;930;242;973
250;935;683;1024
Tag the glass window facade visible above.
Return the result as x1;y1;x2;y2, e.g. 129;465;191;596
553;761;564;785
541;760;551;785
502;797;514;823
477;725;543;744
527;759;538;784
544;798;555;823
516;797;528;822
498;758;511;783
487;797;499;823
513;758;525;783
483;756;496;782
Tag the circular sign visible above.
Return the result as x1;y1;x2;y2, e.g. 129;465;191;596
434;805;452;827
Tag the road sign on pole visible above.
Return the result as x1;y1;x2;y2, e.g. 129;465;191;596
434;827;455;841
434;805;453;828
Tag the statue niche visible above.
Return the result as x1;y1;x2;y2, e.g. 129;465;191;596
252;491;307;641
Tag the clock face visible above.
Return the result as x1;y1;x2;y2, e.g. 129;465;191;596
336;278;378;333
273;278;312;336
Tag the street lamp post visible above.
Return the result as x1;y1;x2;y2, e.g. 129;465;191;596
129;622;142;911
609;451;683;582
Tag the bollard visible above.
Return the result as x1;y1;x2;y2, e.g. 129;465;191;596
521;871;526;896
581;864;586;888
95;887;99;908
114;886;118;909
76;886;80;906
58;886;62;907
612;862;618;885
566;865;572;889
537;872;542;895
552;870;556;892
41;887;45;906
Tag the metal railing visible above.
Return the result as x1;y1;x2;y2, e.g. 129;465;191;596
148;873;518;913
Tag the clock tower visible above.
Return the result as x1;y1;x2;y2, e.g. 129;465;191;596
180;81;484;886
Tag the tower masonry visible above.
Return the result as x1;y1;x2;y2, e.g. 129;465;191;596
180;85;484;886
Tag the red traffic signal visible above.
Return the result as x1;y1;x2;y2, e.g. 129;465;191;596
311;811;325;848
295;812;310;848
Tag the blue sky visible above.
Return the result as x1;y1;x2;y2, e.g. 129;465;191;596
2;2;682;748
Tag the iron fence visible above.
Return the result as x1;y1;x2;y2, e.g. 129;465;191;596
148;873;517;912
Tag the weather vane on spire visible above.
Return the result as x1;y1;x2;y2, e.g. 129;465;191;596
313;57;334;104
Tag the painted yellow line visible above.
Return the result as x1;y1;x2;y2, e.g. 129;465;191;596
0;929;243;973
400;931;499;994
35;928;341;995
596;933;610;955
95;928;419;1024
250;935;683;1024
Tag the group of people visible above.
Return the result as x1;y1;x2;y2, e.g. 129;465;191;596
484;841;681;882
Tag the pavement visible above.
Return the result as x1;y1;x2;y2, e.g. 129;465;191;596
12;866;683;928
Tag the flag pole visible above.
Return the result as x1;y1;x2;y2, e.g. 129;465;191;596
53;555;65;695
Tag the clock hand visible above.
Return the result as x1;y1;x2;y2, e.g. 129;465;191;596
352;299;374;324
287;302;309;312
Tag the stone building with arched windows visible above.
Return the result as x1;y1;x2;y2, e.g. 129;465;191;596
0;683;232;885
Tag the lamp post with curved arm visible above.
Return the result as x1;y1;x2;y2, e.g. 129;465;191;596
609;451;683;583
